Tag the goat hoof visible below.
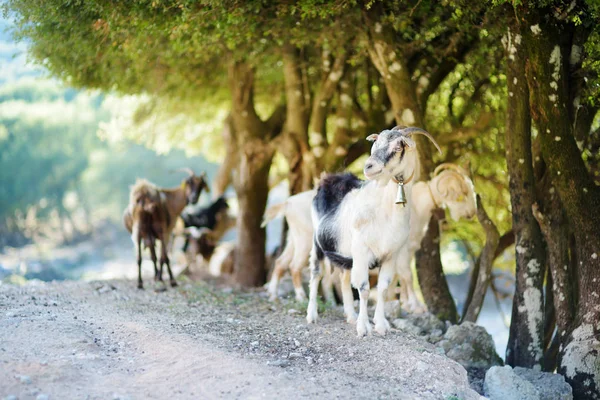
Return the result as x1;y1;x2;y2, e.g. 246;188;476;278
356;320;372;337
294;291;307;302
137;284;144;290
346;313;358;324
170;280;178;288
306;305;318;324
374;319;390;336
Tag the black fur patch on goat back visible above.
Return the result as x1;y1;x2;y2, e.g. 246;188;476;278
313;173;362;217
182;196;228;229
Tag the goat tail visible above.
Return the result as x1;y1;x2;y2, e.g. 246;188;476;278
324;251;353;270
261;202;286;228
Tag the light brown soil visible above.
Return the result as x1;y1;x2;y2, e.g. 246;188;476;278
0;279;481;400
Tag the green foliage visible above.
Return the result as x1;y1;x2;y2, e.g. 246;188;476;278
0;86;99;219
0;74;216;226
4;0;599;271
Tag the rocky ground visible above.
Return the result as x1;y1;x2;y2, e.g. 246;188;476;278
0;278;483;400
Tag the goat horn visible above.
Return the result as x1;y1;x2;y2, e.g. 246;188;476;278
433;163;469;177
175;167;195;177
399;127;442;155
436;177;451;199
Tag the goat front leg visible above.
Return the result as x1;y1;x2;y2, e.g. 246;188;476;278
306;243;324;324
136;237;143;290
341;269;357;324
351;248;372;337
373;259;395;335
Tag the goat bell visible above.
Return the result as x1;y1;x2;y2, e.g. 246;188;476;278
395;179;407;206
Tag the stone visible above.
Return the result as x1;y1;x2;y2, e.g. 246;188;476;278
484;366;539;400
267;359;291;368
36;394;50;400
384;300;402;319
407;313;446;333
514;367;573;400
437;322;502;369
392;319;423;336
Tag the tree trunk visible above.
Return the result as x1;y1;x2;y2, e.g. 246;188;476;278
324;72;356;170
462;196;500;322
232;143;273;286
503;21;547;369
212;115;237;198
281;44;313;195
309;49;348;168
228;60;284;287
415;209;458;323
522;6;600;397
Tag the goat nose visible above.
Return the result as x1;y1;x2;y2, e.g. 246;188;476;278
365;162;374;170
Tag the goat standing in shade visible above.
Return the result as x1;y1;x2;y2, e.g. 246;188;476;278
306;126;442;337
263;163;477;310
262;190;337;303
179;196;235;273
123;169;210;289
397;163;477;312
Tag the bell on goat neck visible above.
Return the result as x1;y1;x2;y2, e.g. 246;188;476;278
395;178;407;206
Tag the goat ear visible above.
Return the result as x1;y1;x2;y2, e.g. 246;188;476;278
366;133;379;142
391;136;416;152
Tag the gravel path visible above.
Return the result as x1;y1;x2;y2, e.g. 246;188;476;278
0;279;481;399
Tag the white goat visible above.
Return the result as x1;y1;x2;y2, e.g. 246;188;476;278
306;126;441;337
396;163;477;312
264;163;477;314
263;190;335;303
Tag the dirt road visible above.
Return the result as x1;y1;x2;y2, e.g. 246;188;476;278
0;279;481;399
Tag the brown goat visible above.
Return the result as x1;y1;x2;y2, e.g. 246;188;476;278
123;169;210;289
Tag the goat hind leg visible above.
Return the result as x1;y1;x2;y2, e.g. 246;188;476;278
341;269;357;324
160;240;177;287
290;240;311;302
320;259;336;305
267;242;293;301
150;244;159;282
163;238;177;287
306;243;324;324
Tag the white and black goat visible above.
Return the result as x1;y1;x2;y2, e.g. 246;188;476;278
264;163;477;311
178;196;236;273
306;126;441;336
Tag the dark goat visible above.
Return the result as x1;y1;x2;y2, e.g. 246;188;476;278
180;196;229;253
123;170;210;289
